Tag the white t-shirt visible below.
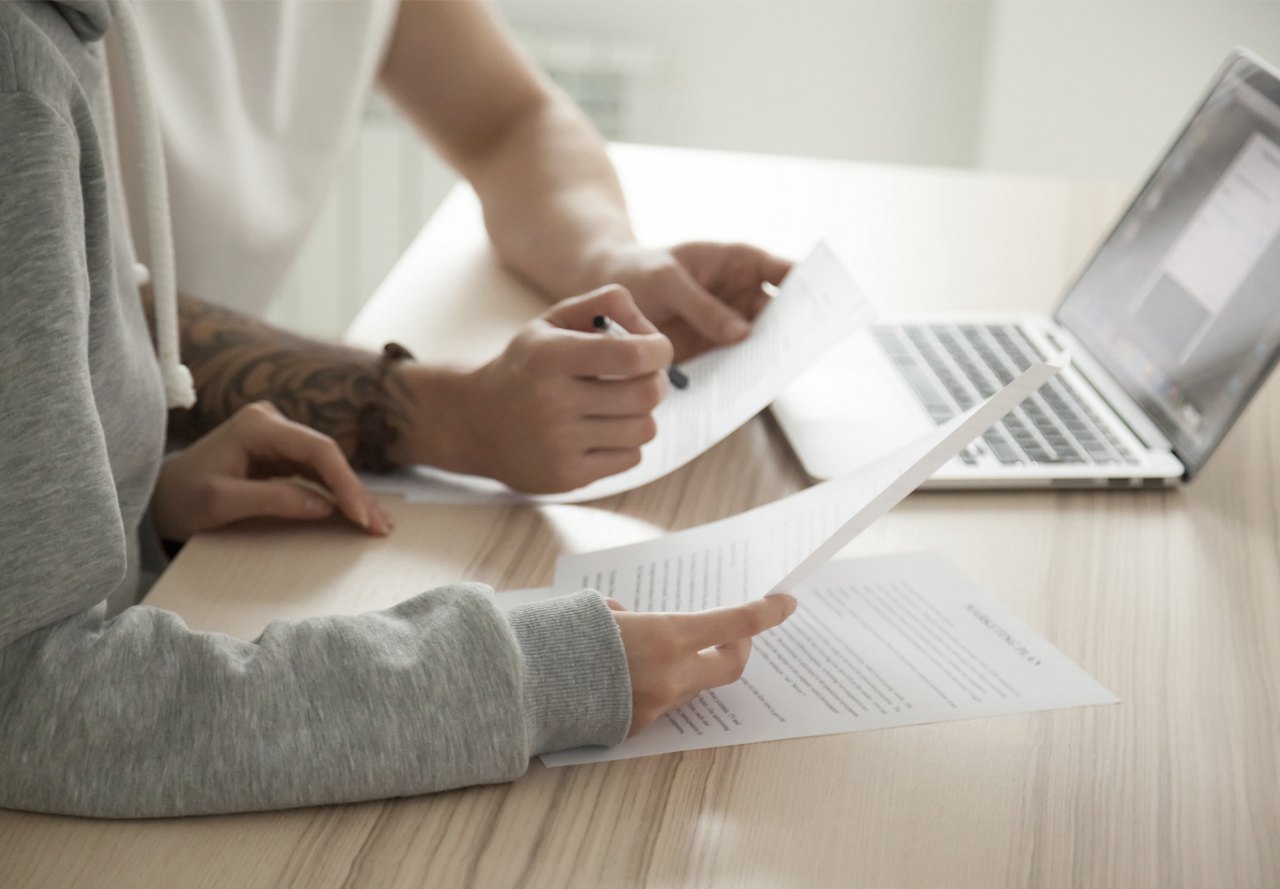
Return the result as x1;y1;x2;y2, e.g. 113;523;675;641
118;0;400;314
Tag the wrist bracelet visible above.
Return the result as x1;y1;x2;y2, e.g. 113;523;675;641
354;341;414;473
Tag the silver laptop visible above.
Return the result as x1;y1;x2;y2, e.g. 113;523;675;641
773;49;1280;489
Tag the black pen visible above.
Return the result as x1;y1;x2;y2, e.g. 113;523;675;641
592;315;689;389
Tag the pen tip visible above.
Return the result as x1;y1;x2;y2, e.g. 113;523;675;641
592;315;607;330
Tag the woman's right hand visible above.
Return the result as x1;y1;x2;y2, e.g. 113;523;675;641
608;594;798;735
152;401;391;542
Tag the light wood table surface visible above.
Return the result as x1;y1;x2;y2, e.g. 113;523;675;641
3;145;1278;888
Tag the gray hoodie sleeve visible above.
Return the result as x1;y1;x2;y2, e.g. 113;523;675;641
1;586;632;818
0;79;631;819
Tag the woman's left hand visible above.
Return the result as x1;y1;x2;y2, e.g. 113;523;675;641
152;401;392;542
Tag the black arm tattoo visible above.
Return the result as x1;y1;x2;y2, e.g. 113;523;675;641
164;293;412;469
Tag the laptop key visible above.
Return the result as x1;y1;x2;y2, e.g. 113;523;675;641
991;330;1031;370
975;378;997;398
873;329;912;360
982;430;1023;464
898;364;955;424
1101;433;1135;462
1002;413;1059;463
1077;436;1119;462
1002;325;1048;361
1046;439;1084;462
949;387;976;410
1023;442;1058;463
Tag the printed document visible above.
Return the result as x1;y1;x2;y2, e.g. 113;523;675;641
363;243;876;504
552;357;1064;605
501;553;1116;767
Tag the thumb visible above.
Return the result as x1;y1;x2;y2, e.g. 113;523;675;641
666;266;751;345
207;477;335;526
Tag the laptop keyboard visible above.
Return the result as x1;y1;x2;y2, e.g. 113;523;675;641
873;323;1137;467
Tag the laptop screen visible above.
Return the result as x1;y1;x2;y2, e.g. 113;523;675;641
1055;51;1280;479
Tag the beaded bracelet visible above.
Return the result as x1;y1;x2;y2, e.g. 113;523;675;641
354;341;414;473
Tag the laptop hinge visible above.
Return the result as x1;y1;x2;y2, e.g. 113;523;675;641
1044;325;1178;453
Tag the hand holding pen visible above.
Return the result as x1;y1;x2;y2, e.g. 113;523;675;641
442;285;675;493
593;314;689;389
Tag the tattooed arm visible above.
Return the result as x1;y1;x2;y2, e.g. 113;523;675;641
160;287;671;493
167;293;385;462
164;292;468;472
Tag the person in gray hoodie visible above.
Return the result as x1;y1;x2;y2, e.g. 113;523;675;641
0;0;796;819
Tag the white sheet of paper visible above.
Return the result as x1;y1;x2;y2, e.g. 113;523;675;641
551;357;1064;605
534;552;1117;766
362;242;876;504
362;465;524;504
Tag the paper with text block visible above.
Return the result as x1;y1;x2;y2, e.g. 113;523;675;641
362;242;876;504
552;357;1064;605
519;552;1116;767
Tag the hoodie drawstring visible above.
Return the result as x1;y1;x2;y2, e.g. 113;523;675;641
111;0;196;409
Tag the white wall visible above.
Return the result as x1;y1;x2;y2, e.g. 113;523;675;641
496;0;1280;183
496;0;994;168
978;0;1280;183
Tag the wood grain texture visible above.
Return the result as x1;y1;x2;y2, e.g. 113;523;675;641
3;145;1277;889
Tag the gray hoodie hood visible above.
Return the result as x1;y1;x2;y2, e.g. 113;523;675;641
52;0;111;41
45;0;197;408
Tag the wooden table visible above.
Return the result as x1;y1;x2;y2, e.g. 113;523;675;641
3;145;1277;888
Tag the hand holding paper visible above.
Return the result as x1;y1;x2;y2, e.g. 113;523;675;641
514;553;1117;767
608;593;798;736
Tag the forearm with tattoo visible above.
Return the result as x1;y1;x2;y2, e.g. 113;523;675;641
161;292;413;468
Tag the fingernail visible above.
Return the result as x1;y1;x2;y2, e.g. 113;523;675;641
766;592;798;615
724;317;750;340
357;504;371;530
304;496;329;516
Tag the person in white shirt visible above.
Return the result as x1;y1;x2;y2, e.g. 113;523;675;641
128;0;789;492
